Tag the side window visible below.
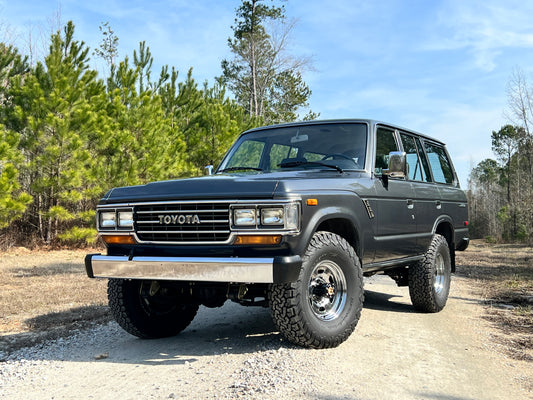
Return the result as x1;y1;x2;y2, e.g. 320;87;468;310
375;128;398;174
399;133;430;182
424;142;454;184
415;137;432;181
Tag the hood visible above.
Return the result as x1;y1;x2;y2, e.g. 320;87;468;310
99;170;371;204
99;174;280;204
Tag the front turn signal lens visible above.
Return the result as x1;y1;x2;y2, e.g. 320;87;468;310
101;235;136;245
234;235;282;245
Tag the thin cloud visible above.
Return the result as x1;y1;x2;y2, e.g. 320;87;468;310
423;0;533;71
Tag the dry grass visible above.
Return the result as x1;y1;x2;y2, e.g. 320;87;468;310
455;240;533;361
0;247;110;353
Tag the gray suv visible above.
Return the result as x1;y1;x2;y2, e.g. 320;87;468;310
85;119;469;348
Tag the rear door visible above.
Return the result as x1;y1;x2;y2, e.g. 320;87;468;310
422;140;469;247
398;132;438;252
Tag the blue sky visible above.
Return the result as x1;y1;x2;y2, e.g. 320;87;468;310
2;0;533;187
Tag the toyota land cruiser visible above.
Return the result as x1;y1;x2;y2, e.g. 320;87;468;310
85;119;469;348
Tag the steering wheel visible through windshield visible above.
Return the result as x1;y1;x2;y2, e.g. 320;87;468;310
217;122;368;174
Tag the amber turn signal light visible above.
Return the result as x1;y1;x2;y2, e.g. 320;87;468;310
101;235;136;245
234;235;282;245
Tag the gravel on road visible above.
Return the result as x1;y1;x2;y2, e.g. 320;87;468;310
1;276;531;400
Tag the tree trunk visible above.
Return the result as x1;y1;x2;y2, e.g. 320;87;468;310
250;0;259;116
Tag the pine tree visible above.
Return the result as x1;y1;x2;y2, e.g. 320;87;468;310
159;68;256;174
7;21;107;243
103;44;189;186
186;80;254;172
0;127;32;228
0;21;259;245
221;0;315;123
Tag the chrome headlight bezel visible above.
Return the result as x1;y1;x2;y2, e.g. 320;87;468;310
97;207;134;231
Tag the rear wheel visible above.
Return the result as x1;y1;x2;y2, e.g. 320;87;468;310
408;234;451;313
269;232;364;348
108;279;199;338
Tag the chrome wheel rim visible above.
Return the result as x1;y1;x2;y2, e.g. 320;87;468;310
308;260;347;321
433;252;446;295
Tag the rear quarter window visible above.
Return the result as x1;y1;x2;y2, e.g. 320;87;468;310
423;142;454;184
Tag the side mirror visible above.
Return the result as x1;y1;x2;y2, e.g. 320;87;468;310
383;151;407;178
204;165;214;175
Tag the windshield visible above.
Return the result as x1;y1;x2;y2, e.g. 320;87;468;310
218;123;367;173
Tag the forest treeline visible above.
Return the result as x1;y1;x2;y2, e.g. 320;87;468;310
0;0;315;248
0;22;261;246
468;69;533;244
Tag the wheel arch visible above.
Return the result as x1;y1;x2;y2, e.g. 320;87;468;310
315;217;362;260
433;218;456;273
295;194;373;265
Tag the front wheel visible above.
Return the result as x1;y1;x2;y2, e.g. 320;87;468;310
108;279;199;338
269;232;364;348
408;234;452;313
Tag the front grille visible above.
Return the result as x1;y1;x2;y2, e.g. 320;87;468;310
134;202;231;243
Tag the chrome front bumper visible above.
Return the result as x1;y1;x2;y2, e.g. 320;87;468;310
85;254;302;284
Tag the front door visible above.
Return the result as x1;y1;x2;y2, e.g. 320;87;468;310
372;127;418;262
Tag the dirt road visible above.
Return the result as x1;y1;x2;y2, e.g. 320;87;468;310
1;274;531;399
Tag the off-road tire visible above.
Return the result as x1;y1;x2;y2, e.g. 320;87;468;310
408;234;451;313
269;231;364;349
108;279;199;339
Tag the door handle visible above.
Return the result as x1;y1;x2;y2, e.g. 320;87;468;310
407;199;414;209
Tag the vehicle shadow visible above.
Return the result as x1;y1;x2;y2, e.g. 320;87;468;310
363;289;414;313
2;303;292;365
4;284;429;364
89;304;289;366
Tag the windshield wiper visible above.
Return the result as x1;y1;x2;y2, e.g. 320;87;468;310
218;166;264;173
278;160;344;173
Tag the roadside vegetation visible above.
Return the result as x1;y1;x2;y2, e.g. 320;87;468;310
455;241;533;361
468;69;533;245
0;248;109;354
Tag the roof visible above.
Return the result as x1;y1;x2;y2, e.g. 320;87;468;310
243;119;446;145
